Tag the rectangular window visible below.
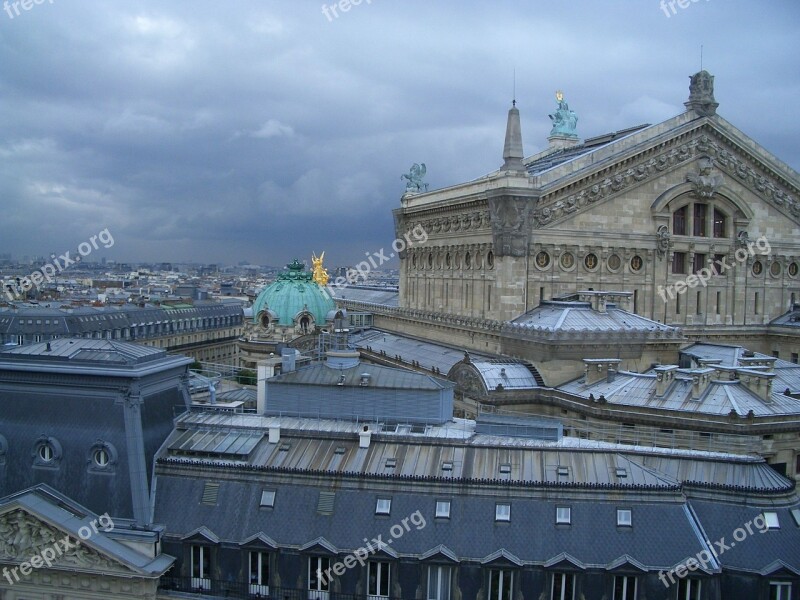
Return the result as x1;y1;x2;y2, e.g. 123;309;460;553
487;286;491;311
673;206;687;235
191;545;211;591
428;566;452;600
676;294;681;315
489;569;513;600
790;508;800;527
672;252;686;275
692;253;706;274
693;203;707;236
755;292;760;315
713;208;726;238
633;289;638;314
368;561;391;598
551;572;574;600
556;506;571;525
613;575;637;600
435;500;451;518
792;353;799;364
260;490;276;508
696;290;702;315
617;509;632;527
495;503;511;522
763;511;780;529
678;579;701;600
770;582;793;600
309;556;331;595
716;291;721;315
249;551;270;596
375;498;391;515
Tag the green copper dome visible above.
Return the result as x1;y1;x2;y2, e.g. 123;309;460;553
252;259;335;327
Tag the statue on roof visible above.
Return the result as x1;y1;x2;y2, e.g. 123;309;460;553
548;90;578;138
685;70;719;117
311;252;329;286
401;163;428;193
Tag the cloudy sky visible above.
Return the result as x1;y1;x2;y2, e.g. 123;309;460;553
1;1;798;268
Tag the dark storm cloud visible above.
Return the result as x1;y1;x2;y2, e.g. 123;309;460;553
0;0;797;267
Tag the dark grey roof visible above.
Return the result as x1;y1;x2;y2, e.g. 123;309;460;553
350;329;496;374
158;412;793;494
0;338;169;367
330;286;399;307
270;361;453;391
512;299;677;334
689;500;800;574
152;474;709;571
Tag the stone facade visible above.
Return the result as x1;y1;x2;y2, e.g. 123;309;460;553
393;74;800;344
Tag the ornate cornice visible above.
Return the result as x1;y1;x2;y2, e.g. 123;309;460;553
532;125;800;229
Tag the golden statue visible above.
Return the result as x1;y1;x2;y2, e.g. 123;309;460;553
311;252;329;286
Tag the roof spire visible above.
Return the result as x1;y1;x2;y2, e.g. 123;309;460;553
502;100;525;173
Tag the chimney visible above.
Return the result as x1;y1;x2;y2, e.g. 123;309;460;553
281;348;296;373
687;368;714;400
737;369;775;403
737;356;776;373
257;357;281;414
359;425;371;449
583;359;622;386
654;365;679;397
268;427;281;444
501;102;526;173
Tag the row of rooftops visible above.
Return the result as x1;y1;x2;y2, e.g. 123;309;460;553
562;344;800;418
159;411;792;496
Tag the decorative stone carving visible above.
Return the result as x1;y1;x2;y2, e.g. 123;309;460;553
0;509;125;574
488;194;535;257
687;156;724;199
656;225;672;259
685;70;719;117
736;230;750;249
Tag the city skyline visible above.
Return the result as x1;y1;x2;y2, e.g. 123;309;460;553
1;1;798;266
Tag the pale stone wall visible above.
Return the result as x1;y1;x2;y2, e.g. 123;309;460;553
397;121;800;337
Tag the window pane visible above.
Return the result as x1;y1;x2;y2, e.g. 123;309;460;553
694;203;707;236
428;566;439;600
673;206;687;235
713;209;726;237
436;501;451;518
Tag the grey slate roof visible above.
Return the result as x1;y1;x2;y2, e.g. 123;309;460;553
512;300;676;334
523;124;651;175
269;361;453;391
470;360;540;390
329;286;399;307
350;329;496;374
1;338;164;364
689;500;800;574
559;369;800;417
681;342;800;396
153;475;711;571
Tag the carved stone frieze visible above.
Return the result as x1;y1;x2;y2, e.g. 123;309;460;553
488;194;536;257
532;130;799;228
0;509;126;574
